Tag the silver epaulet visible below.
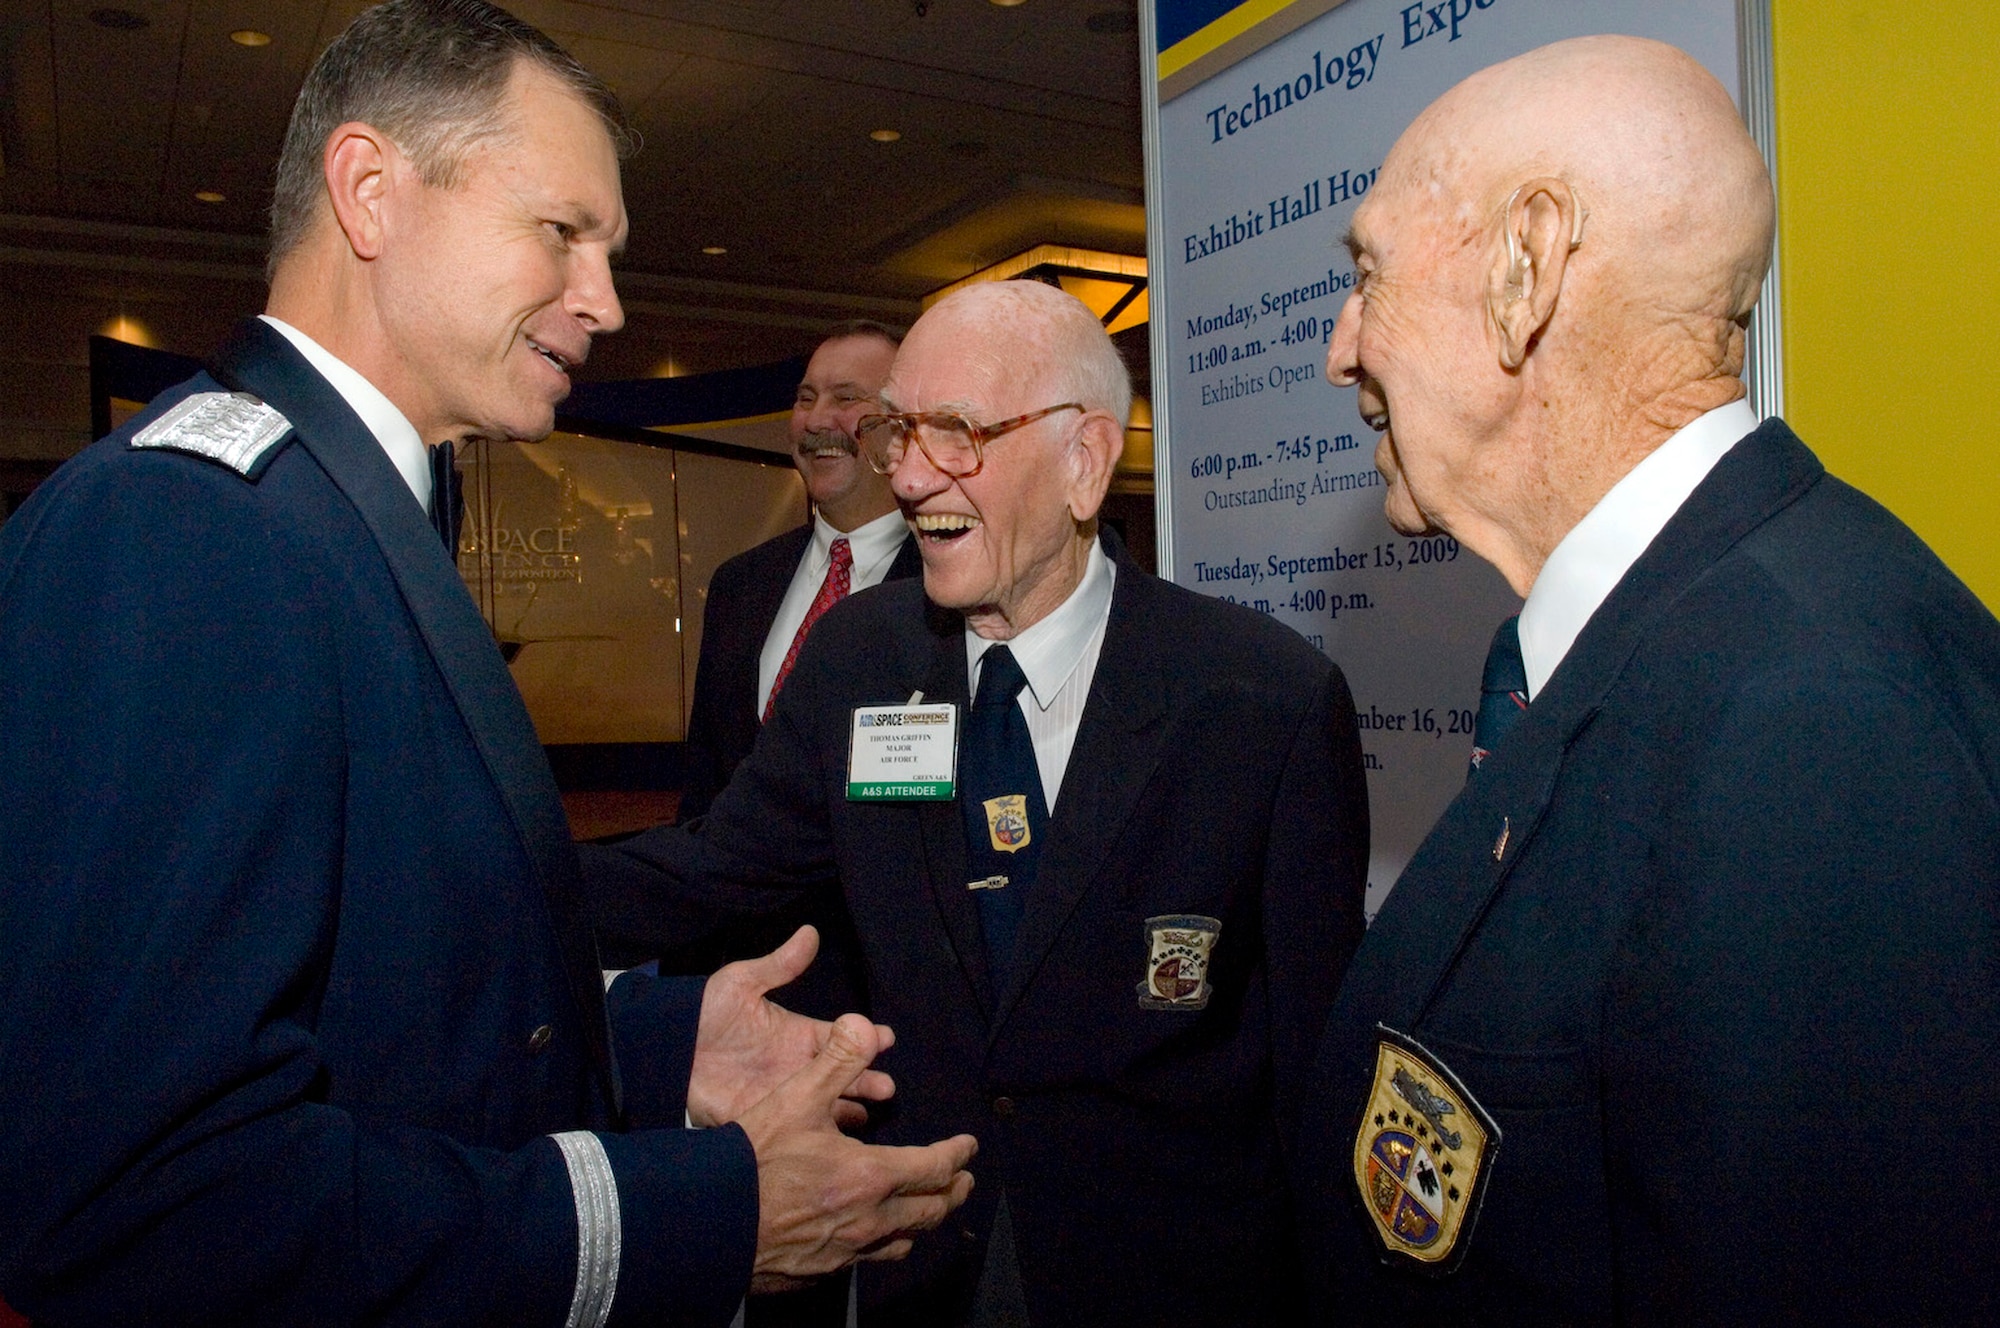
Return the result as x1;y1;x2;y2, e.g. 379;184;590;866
130;391;293;477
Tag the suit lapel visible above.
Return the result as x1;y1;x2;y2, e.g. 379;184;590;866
887;531;923;582
1335;420;1827;1037
211;321;618;1094
904;599;994;1012
746;526;811;641
1334;712;1568;1038
990;540;1173;1035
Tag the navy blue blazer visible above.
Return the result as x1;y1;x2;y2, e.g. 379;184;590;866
1296;420;2000;1323
586;536;1371;1325
0;321;756;1325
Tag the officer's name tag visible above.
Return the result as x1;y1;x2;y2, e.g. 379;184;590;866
847;704;957;801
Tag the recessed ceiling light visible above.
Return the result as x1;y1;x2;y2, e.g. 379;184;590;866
229;29;272;47
989;0;1030;8
88;8;149;30
701;246;727;256
869;128;902;143
194;190;226;204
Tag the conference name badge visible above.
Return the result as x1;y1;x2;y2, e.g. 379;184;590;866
1137;914;1221;1010
847;703;957;801
1354;1027;1499;1273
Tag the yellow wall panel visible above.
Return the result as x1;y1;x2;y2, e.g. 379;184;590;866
1772;1;2000;607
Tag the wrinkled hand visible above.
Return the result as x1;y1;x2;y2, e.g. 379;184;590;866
741;1014;979;1294
688;926;896;1128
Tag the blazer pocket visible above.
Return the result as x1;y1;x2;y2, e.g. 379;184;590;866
1413;1035;1614;1313
1416;1035;1593;1115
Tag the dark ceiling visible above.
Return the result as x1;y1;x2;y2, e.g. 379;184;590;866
0;0;1148;378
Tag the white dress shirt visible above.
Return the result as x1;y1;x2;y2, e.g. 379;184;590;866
964;538;1116;815
756;507;912;716
259;315;431;513
1518;399;1759;698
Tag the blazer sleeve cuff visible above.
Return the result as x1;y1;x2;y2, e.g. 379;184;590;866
596;1123;759;1328
605;971;706;1128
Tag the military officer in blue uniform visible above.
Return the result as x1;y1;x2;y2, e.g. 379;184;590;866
0;2;973;1323
1298;34;2000;1322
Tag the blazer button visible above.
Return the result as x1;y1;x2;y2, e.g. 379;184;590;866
991;1096;1016;1118
527;1024;554;1054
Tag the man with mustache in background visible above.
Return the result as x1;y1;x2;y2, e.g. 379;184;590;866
680;321;921;824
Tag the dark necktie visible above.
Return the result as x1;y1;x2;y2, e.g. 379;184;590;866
958;645;1048;980
1469;614;1529;776
764;537;852;720
429;441;463;555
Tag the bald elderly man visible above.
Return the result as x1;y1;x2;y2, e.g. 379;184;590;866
587;280;1369;1325
1296;35;2000;1321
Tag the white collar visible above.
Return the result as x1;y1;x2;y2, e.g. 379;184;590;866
811;506;907;570
1519;399;1759;698
259;315;431;511
965;538;1116;711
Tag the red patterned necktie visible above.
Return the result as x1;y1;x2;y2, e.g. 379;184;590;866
764;537;852;720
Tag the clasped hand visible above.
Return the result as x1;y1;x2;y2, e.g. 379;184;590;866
687;926;979;1290
687;924;891;1128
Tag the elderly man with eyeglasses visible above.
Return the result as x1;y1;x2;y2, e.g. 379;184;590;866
584;279;1369;1326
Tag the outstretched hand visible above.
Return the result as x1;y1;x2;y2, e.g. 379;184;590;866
740;1014;979;1293
687;925;896;1128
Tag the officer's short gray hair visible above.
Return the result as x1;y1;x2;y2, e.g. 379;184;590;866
267;0;630;278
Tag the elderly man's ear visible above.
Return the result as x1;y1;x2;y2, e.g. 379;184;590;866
1487;177;1586;370
1063;411;1123;523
